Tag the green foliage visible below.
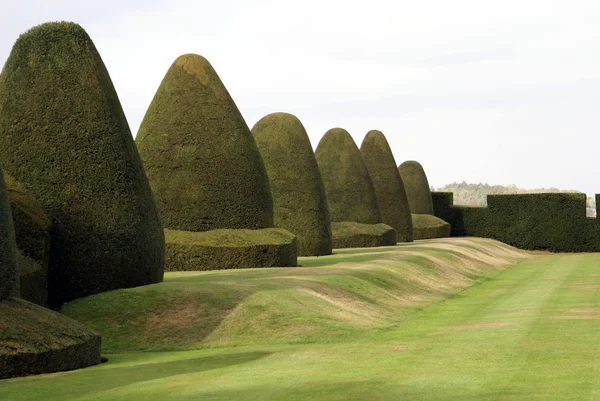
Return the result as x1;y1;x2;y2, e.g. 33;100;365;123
0;22;165;307
136;54;273;232
164;228;297;271
4;173;50;306
360;130;413;242
0;298;101;379
411;214;451;240
398;161;434;215
0;168;19;301
331;222;397;248
315;128;382;224
251;113;332;256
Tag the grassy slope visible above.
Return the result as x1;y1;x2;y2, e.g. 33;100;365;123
4;239;600;400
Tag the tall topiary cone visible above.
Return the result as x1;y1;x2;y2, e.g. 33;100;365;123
399;160;435;215
136;54;296;270
398;161;450;239
0;22;165;307
251;112;332;256
0;163;101;379
315;128;396;248
360;130;413;242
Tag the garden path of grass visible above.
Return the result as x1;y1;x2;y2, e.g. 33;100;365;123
2;240;599;400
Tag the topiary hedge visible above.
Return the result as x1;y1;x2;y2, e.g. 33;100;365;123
360;130;413;242
251;113;332;256
331;222;397;249
4;173;50;306
0;168;19;301
411;214;451;240
136;54;273;232
0;22;165;307
164;228;297;271
398;161;434;215
315;128;381;224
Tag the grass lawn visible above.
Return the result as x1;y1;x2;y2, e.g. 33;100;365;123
2;238;599;400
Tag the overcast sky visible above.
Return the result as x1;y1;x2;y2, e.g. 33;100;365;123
2;0;600;195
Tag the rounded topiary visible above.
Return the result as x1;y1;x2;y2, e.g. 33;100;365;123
360;130;413;242
251;113;332;256
0;21;165;307
315;128;382;224
0;168;19;301
411;214;451;240
4;173;50;306
398;160;435;215
136;54;273;232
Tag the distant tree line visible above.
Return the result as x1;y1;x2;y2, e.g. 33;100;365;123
434;182;596;218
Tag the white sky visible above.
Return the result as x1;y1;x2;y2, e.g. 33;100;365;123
1;0;600;195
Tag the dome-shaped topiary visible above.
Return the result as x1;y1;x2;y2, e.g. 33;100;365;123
398;160;435;215
136;54;273;232
360;130;413;242
251;113;332;256
315;128;382;224
0;21;165;307
0;167;19;301
4;173;50;306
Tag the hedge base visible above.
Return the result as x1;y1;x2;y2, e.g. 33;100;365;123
412;214;451;240
0;298;101;379
165;228;297;271
331;222;397;249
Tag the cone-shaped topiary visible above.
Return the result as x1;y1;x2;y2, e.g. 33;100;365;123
0;22;165;307
251;113;332;256
398;160;435;215
0;168;19;301
316;128;396;248
360;130;413;242
315;128;382;224
136;54;296;269
4;173;50;306
136;54;273;232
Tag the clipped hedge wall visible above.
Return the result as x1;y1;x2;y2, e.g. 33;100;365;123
251;113;332;256
411;214;451;240
315;128;382;224
0;168;19;301
331;222;397;249
164;228;297;271
136;54;273;232
398;161;434;215
0;22;165;307
360;130;413;242
4;173;50;306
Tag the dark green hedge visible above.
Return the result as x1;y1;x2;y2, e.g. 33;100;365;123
0;168;19;301
360;130;413;242
4;173;50;306
251;113;332;256
0;298;101;379
164;228;297;271
136;54;273;232
0;22;165;307
331;222;397;249
432;191;597;252
398;161;434;215
411;214;451;240
315;128;382;224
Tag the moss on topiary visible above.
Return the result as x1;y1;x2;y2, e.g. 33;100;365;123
399;161;435;215
251;113;332;256
331;222;397;249
0;22;165;307
4;173;50;306
0;168;19;301
136;54;273;232
360;130;413;242
164;228;297;271
411;214;451;240
315;128;382;224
